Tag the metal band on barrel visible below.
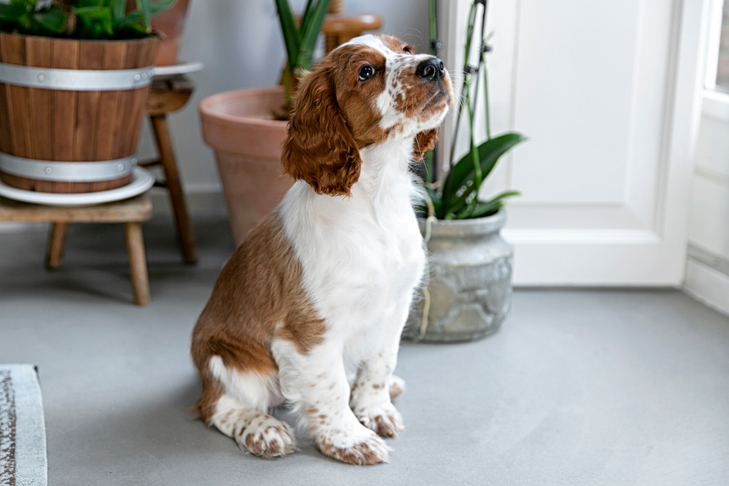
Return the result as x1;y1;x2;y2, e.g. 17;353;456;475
0;63;154;91
0;152;136;182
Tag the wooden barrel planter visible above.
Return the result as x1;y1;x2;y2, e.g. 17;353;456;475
0;33;158;194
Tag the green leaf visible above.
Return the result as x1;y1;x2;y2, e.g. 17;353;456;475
440;132;526;217
9;0;31;9
73;6;114;38
112;0;126;22
454;191;520;220
136;0;151;31
298;0;330;71
274;0;301;77
300;0;315;31
150;0;177;17
76;0;109;7
115;19;148;35
32;6;67;33
0;2;25;22
118;10;140;24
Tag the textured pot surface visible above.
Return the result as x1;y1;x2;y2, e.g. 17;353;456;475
199;87;293;245
404;210;513;342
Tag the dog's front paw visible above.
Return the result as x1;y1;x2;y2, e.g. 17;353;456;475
353;402;404;438
314;426;390;465
235;415;296;458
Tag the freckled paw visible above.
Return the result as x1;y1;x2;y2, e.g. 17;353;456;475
355;404;404;438
389;375;406;401
236;416;296;458
316;430;390;466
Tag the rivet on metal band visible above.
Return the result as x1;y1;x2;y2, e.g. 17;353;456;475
0;63;155;91
0;152;137;182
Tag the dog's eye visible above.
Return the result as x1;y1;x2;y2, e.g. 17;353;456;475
358;65;374;81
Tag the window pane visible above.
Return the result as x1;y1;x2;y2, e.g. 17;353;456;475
718;2;729;91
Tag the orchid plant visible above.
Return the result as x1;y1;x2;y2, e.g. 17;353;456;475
424;0;526;220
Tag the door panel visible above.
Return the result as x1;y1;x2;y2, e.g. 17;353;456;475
439;0;711;285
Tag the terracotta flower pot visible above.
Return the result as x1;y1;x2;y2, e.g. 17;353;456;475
199;87;293;245
127;0;190;66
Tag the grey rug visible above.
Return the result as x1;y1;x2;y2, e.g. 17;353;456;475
0;365;47;486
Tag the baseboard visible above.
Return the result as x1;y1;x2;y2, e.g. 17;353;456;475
683;256;729;318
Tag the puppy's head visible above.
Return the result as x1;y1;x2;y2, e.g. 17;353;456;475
282;34;454;196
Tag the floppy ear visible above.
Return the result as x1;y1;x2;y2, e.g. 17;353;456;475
412;128;439;161
281;64;361;197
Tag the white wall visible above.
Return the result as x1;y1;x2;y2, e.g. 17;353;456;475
138;0;428;215
684;91;729;316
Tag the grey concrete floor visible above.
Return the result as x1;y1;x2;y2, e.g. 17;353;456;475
1;217;729;485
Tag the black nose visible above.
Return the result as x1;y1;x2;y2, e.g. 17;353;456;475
416;58;445;81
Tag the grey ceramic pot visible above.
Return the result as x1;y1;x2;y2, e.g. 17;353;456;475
403;209;513;342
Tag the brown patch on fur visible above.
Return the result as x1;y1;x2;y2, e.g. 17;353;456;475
191;373;225;423
191;212;326;422
389;381;404;400
244;432;294;457
372;415;402;438
391;68;451;126
282;48;370;197
378;35;414;55
412;129;438;161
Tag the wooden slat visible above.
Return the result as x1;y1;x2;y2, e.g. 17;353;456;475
75;41;104;162
25;36;53;161
73;41;105;193
113;41;143;158
125;38;158;155
50;39;78;193
95;42;127;161
51;38;78;163
2;35;31;158
0;193;152;222
0;35;13;154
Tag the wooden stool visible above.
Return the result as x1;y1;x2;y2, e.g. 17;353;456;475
0;194;153;306
140;75;197;264
321;0;383;53
321;14;383;53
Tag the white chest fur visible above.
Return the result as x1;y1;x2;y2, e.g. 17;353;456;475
280;139;425;362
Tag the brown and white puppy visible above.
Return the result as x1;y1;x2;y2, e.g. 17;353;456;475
191;34;453;465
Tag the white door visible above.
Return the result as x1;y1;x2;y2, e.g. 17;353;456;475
438;0;712;285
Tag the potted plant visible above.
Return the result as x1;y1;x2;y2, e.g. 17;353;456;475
403;0;527;342
126;0;190;66
0;0;174;195
199;0;331;245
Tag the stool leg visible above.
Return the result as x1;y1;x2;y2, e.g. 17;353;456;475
124;222;150;306
150;114;198;264
46;222;69;270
